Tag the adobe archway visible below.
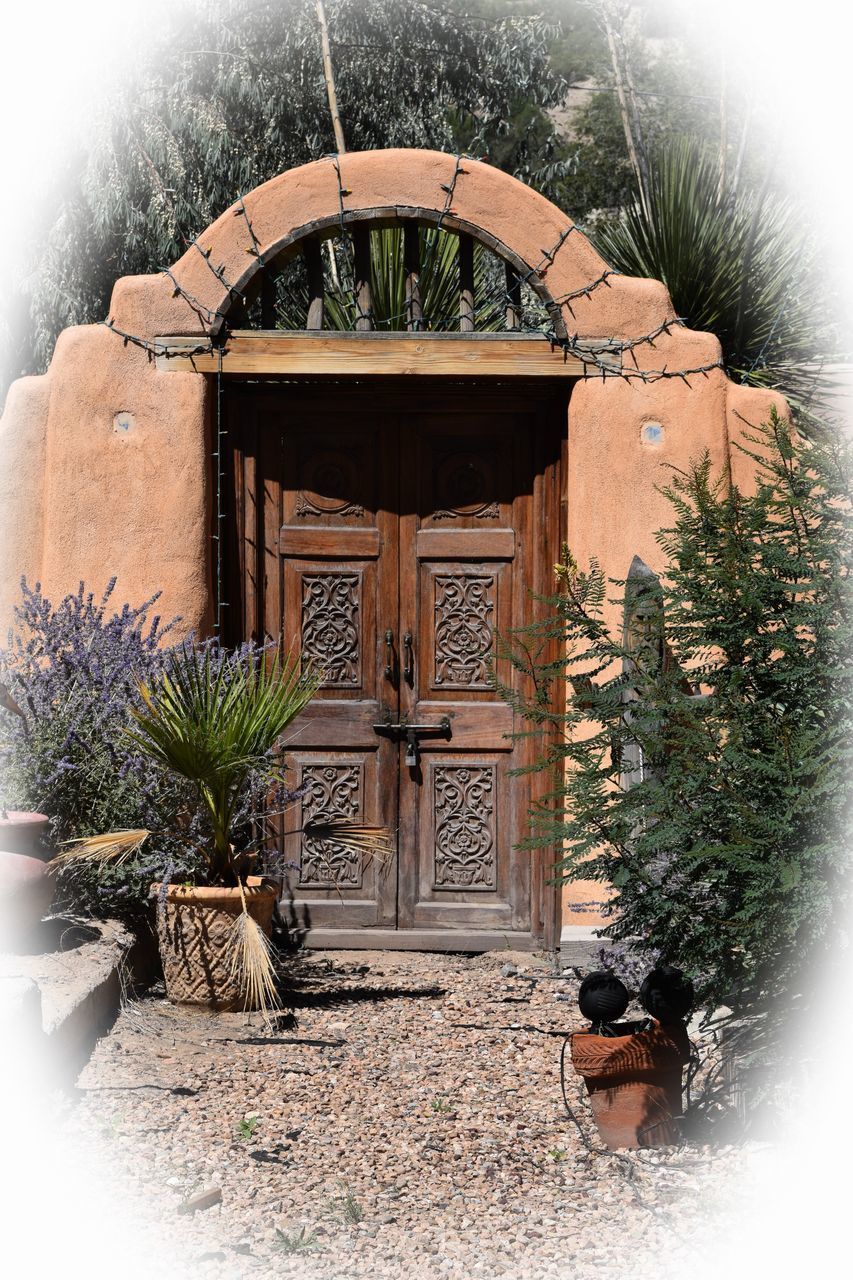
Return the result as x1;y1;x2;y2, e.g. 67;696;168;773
0;149;784;634
0;149;786;951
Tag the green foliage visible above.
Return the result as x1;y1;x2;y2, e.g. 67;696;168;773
236;1115;260;1141
334;1183;364;1226
273;1226;320;1254
429;1096;454;1114
128;644;322;883
498;410;852;1029
271;225;512;333
6;0;566;396
557;91;636;217
592;138;839;416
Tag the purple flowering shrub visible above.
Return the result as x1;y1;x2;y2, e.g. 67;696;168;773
0;580;287;923
593;944;660;996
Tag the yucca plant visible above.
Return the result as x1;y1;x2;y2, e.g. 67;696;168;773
322;226;504;332
593;137;841;421
266;225;548;332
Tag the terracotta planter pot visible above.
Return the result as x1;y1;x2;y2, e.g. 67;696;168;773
0;811;51;855
0;812;54;945
153;877;278;1011
570;1021;691;1150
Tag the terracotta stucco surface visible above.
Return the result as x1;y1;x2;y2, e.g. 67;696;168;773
0;150;787;930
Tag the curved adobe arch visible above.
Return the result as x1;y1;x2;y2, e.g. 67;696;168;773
109;149;678;344
0;146;791;945
1;147;787;665
199;203;571;336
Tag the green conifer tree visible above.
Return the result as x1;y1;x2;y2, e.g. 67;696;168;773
498;409;851;1041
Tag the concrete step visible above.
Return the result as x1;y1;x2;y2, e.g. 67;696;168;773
0;917;133;1084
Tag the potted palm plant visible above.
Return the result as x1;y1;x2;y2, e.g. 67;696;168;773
55;642;385;1012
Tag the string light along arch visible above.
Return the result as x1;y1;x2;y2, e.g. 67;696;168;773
104;149;726;382
0;148;786;656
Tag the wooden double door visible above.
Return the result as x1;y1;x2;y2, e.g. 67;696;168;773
225;384;565;946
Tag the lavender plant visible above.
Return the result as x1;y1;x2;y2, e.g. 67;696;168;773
0;579;283;923
1;580;389;1002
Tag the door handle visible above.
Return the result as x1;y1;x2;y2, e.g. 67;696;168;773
384;629;395;682
403;631;413;684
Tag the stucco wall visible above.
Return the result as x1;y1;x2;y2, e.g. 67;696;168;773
0;150;787;932
0;314;213;636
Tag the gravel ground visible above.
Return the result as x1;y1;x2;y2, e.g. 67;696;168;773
57;949;759;1280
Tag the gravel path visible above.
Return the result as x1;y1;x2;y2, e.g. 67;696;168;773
58;949;756;1280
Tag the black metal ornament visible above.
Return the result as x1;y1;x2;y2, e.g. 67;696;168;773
639;964;694;1025
577;971;630;1035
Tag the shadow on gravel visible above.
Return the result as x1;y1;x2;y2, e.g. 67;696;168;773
278;983;446;1009
235;1035;343;1047
76;1084;199;1096
449;1021;569;1037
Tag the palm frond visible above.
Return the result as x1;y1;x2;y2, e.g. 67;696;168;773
302;821;393;864
228;909;279;1016
124;643;324;877
130;646;321;781
54;828;152;866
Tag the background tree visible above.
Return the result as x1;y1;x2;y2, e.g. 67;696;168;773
2;0;844;415
1;0;568;400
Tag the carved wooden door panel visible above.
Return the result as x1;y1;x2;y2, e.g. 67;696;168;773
396;411;536;932
226;385;563;944
227;391;399;929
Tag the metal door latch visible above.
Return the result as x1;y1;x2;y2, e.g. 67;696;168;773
372;716;452;766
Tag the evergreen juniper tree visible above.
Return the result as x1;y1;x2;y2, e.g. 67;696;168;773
498;409;852;1044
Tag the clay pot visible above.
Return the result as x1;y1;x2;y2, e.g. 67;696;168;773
0;811;51;855
570;1021;691;1150
0;812;54;945
153;877;278;1011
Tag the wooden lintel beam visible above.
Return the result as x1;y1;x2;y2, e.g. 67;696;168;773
154;332;617;377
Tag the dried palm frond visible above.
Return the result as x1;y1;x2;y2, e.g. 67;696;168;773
228;905;280;1017
53;828;152;867
302;822;392;864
